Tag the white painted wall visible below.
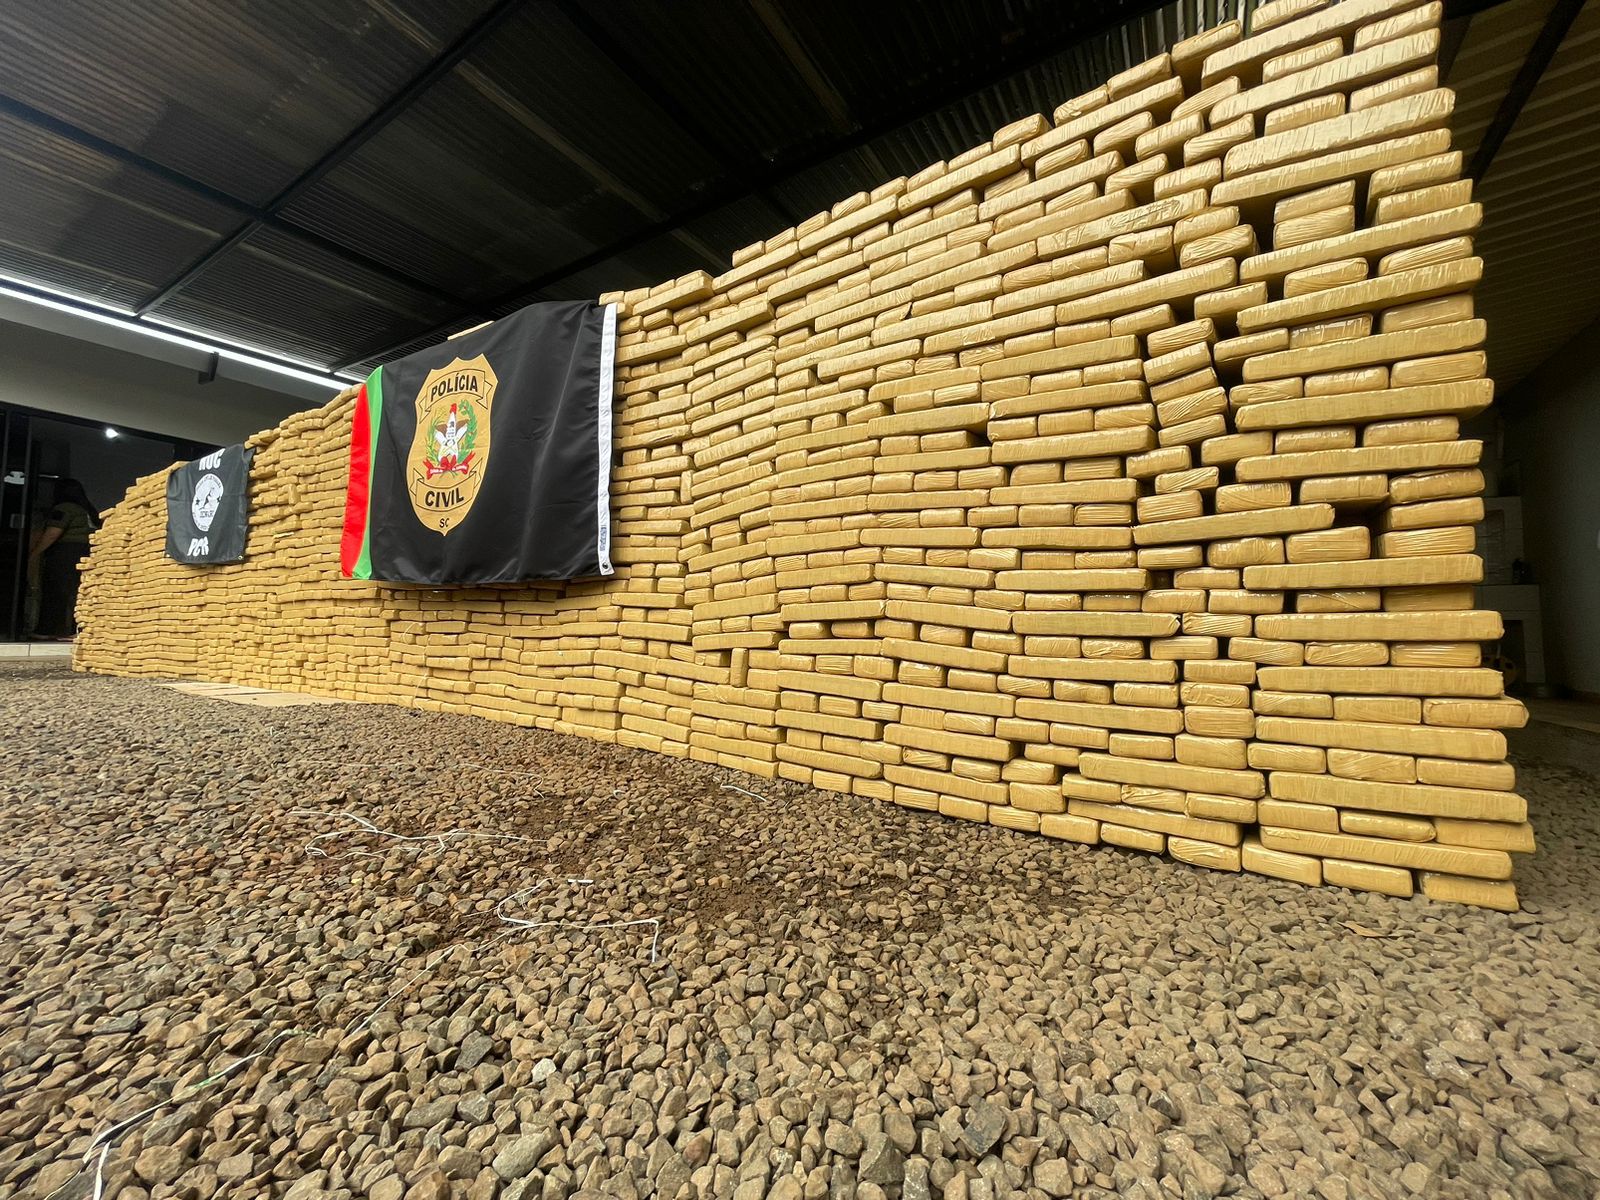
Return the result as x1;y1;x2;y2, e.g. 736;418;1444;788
1500;317;1600;696
0;317;329;445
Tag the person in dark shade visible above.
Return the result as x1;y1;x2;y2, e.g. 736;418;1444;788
27;478;99;639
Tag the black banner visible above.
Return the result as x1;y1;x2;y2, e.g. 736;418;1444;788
166;444;253;564
344;299;616;584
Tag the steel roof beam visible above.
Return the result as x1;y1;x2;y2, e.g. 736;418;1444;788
334;0;1169;370
745;0;895;183
1468;0;1587;182
132;0;533;316
554;0;801;228
0;93;476;313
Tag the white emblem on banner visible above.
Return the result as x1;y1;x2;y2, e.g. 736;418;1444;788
192;473;225;532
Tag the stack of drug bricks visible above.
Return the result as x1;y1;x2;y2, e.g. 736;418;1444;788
75;0;1531;910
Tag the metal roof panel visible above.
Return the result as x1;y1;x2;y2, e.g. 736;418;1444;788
0;0;498;205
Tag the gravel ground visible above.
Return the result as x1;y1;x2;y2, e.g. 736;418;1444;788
2;665;1597;1200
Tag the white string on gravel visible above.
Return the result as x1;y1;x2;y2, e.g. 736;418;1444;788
495;877;663;964
343;944;459;1036
43;875;662;1199
288;811;662;962
291;758;549;795
41;808;662;1198
454;761;549;792
377;758;549;789
46;1027;307;1200
288;808;532;859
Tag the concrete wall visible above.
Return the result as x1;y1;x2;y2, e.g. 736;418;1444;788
0;316;326;446
1501;316;1600;696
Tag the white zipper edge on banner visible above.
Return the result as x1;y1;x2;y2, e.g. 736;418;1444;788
596;302;616;578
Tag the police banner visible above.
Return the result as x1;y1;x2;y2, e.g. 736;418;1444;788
166;444;253;564
340;300;616;584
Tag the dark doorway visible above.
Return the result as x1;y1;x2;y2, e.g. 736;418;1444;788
1;405;214;641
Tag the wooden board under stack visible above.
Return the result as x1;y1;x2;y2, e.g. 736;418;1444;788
75;0;1531;911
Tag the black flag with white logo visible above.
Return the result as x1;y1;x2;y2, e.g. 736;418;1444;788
166;444;253;564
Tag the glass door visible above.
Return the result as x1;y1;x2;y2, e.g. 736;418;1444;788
0;405;216;640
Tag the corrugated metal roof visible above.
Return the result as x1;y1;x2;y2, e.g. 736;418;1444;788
1451;0;1600;387
0;109;239;307
4;0;1594;390
148;225;462;365
0;0;1188;373
0;0;494;205
338;0;1244;370
571;1;840;168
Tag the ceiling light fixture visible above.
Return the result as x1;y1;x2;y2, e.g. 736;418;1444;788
0;275;364;389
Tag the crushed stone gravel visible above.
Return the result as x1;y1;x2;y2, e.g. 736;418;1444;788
2;663;1597;1200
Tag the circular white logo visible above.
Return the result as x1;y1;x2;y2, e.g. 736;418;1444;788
192;473;225;532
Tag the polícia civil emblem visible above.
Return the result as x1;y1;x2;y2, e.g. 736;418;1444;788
407;355;496;534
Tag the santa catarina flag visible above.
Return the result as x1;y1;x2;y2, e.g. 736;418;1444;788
166;443;253;564
340;299;616;584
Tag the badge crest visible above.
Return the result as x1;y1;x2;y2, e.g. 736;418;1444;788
407;355;496;534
